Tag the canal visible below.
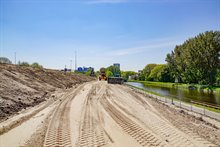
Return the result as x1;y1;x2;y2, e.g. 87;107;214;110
126;82;220;105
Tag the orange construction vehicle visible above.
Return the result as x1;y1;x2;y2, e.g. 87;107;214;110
99;68;107;81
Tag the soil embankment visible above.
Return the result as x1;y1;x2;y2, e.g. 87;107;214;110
0;64;95;121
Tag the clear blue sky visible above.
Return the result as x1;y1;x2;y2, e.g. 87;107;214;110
0;0;219;71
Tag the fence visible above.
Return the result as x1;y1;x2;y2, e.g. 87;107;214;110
126;85;220;121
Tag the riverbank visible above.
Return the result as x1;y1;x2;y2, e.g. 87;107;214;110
128;80;220;92
126;83;220;114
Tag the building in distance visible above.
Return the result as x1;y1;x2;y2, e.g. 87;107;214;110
77;66;94;72
113;63;120;70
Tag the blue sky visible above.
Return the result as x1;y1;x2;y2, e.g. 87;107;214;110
0;0;219;71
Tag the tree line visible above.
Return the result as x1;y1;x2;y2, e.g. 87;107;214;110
138;64;173;82
0;57;43;69
138;31;220;86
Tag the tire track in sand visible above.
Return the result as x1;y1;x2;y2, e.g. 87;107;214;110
43;85;84;147
101;95;167;147
77;83;109;147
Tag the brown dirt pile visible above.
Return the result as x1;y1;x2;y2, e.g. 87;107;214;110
0;64;95;121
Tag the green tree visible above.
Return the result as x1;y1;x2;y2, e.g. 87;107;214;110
138;71;145;81
160;65;174;82
166;51;177;81
142;64;157;80
106;70;113;77
31;62;43;69
0;57;12;64
121;71;137;81
216;69;220;85
106;65;121;77
166;31;220;85
148;64;166;81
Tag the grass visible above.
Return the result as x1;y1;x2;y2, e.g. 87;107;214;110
193;104;220;113
128;80;189;89
211;86;220;91
126;83;220;114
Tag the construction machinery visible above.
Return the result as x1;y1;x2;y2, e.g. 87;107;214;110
107;77;124;84
99;66;123;84
99;68;107;81
90;68;95;77
107;73;124;84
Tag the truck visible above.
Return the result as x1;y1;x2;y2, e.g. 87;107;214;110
107;73;124;84
107;77;124;84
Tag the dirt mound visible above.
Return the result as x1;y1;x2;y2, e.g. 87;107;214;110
0;64;95;121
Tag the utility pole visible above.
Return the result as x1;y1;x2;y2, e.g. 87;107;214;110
70;60;72;71
75;51;77;71
14;52;16;65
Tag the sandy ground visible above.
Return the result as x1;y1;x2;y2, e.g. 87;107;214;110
1;81;220;147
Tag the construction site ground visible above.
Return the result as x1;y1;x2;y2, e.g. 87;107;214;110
0;64;95;122
1;79;220;147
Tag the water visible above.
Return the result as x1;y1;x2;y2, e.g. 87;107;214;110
126;82;220;105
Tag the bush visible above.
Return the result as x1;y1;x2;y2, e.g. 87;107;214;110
31;62;43;69
18;61;43;69
0;57;12;64
19;61;30;67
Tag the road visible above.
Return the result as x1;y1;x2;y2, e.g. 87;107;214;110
0;81;219;147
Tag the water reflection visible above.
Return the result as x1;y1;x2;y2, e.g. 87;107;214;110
126;82;220;105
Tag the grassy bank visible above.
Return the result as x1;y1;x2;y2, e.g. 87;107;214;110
128;80;220;92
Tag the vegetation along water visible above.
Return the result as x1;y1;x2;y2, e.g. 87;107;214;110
126;81;220;105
